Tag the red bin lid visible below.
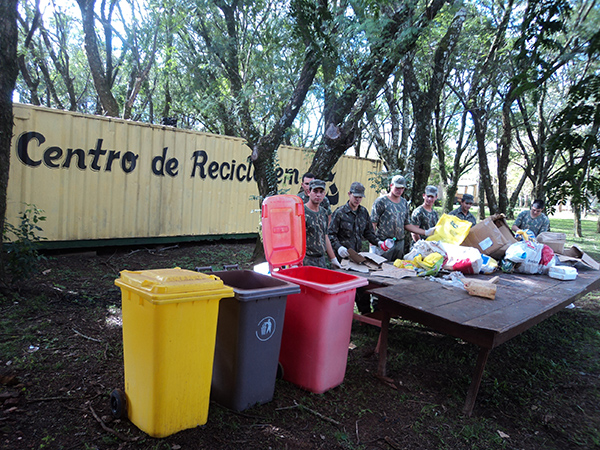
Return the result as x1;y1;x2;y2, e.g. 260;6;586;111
261;195;306;270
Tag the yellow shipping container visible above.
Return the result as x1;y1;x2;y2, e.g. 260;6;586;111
8;104;381;245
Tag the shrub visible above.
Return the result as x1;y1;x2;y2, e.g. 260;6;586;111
2;204;47;284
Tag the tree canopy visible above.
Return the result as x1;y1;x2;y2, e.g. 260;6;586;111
5;0;600;236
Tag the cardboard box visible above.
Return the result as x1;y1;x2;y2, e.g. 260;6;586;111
461;217;507;258
461;214;517;261
557;245;600;270
536;232;566;254
489;214;518;260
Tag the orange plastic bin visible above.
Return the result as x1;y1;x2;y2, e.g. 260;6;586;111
262;195;368;394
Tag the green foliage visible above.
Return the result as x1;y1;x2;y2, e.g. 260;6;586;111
545;73;600;215
2;204;47;284
511;0;573;98
367;169;406;195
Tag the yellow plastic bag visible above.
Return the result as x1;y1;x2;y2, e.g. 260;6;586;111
426;213;472;245
393;259;417;270
411;252;443;270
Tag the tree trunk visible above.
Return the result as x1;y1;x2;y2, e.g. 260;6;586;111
574;204;582;238
76;0;120;117
471;108;498;214
406;5;466;206
497;94;513;213
507;171;528;220
0;0;19;273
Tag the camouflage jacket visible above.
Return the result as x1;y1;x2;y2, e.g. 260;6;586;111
513;210;550;237
298;191;332;216
371;195;411;242
304;205;329;258
411;205;439;236
328;202;379;253
448;207;477;225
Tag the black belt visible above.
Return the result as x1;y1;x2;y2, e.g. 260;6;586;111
305;253;323;258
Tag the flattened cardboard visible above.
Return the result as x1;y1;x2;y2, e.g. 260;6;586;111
345;248;383;271
359;252;388;266
341;259;370;273
557;244;600;270
348;248;366;264
375;264;417;279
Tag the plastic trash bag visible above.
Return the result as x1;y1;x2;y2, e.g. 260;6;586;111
426;213;472;245
401;240;447;276
504;241;530;263
405;240;447;262
515;229;535;241
439;242;483;274
480;254;498;274
505;241;555;274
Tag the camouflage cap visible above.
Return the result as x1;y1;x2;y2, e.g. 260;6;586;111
349;182;365;197
462;193;474;203
425;185;438;196
309;179;326;191
391;175;406;188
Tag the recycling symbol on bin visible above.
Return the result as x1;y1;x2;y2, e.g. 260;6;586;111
256;316;276;342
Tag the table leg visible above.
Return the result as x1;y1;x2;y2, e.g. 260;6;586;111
377;310;391;377
463;347;491;416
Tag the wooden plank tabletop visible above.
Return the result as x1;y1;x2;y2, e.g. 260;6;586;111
370;268;600;349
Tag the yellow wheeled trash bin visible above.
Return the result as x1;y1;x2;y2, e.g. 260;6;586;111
113;267;234;438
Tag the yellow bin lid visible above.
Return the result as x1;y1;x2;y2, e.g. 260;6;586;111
115;267;234;304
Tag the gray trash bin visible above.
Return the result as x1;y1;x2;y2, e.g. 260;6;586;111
209;269;300;411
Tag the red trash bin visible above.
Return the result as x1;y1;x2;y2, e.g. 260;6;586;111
262;195;368;394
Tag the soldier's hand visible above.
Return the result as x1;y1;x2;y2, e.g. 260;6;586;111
338;246;349;258
330;257;342;269
425;227;436;237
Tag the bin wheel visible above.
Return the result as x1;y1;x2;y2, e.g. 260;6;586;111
110;389;127;419
276;362;284;380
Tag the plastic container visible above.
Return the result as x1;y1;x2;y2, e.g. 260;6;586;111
262;195;368;394
548;266;577;280
114;268;234;438
381;238;395;251
209;270;300;411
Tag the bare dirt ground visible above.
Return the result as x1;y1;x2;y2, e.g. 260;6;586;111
1;240;599;449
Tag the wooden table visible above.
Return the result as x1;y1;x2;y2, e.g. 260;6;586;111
369;269;600;416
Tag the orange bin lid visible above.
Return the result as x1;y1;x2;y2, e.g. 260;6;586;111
261;195;306;269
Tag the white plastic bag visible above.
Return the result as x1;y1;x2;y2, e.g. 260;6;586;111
504;241;532;263
439;242;483;274
505;241;555;274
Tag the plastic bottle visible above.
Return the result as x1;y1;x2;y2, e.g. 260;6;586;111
380;238;395;252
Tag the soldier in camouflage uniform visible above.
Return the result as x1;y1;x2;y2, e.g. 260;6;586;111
511;199;550;237
328;182;381;257
371;175;434;262
298;172;332;223
303;179;341;269
448;193;477;225
329;181;382;314
411;185;439;242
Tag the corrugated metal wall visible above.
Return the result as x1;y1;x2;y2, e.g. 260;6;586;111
8;104;382;245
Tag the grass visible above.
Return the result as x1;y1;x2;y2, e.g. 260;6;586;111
547;215;600;261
